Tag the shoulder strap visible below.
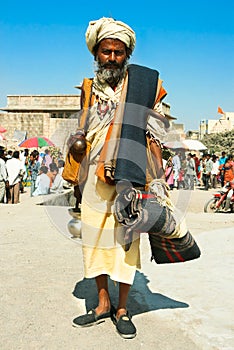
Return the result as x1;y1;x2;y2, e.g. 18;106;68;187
79;78;93;130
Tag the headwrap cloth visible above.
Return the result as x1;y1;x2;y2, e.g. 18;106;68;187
85;17;136;55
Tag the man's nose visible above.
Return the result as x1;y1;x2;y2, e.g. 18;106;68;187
109;51;116;61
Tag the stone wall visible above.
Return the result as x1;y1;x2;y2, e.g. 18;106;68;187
49;117;78;152
6;95;81;109
0;112;49;138
0;112;78;153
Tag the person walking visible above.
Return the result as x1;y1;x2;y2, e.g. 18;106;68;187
219;151;227;187
211;155;219;188
223;155;234;212
5;150;25;204
203;154;213;190
28;150;41;196
0;149;8;203
223;155;234;185
165;156;174;190
193;153;200;186
184;153;196;190
19;148;29;192
172;151;181;189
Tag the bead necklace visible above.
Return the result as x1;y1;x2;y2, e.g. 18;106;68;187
97;101;110;120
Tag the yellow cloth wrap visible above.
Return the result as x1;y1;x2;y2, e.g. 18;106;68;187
81;164;140;285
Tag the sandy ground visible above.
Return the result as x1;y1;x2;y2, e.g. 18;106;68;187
0;186;234;350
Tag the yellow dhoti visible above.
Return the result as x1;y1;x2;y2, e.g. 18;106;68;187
81;164;140;285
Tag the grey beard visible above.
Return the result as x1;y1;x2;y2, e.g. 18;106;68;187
94;59;128;86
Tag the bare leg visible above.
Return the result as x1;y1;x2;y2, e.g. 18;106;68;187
116;282;131;319
72;274;111;327
95;274;111;315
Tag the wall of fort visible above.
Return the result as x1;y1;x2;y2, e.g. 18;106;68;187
0;112;49;138
0;112;78;153
6;95;81;109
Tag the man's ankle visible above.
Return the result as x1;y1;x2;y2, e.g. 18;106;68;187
116;307;127;319
95;302;111;315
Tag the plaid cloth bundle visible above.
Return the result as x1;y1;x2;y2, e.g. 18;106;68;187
114;184;201;263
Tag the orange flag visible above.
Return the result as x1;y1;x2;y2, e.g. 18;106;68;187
217;106;224;114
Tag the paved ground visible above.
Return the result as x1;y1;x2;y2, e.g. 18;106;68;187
0;187;234;350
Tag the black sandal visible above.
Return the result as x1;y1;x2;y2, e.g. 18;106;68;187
112;310;136;339
72;309;111;327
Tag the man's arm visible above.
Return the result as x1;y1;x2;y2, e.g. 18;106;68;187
1;161;8;181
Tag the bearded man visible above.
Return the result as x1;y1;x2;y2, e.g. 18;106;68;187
68;17;200;339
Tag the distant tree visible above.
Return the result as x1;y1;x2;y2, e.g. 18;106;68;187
202;130;234;155
162;147;174;160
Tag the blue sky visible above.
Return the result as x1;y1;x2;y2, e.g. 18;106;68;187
0;0;233;131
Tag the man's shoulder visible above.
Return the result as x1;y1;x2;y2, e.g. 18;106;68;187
6;158;14;165
81;78;94;90
42;173;50;181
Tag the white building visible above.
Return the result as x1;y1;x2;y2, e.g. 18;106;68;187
199;112;234;138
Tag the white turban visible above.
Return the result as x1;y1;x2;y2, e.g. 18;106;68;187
85;17;136;55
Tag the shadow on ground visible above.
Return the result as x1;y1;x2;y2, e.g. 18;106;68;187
73;271;189;316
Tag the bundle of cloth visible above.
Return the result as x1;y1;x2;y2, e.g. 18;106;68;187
114;179;201;264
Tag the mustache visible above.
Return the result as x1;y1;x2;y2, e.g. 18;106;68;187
100;61;121;69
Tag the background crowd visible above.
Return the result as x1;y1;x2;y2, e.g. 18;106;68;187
0;146;68;204
164;149;234;192
1;145;233;206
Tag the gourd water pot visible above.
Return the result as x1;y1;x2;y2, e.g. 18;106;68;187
67;208;82;239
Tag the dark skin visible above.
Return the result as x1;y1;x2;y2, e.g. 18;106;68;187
96;38;128;90
94;38;131;320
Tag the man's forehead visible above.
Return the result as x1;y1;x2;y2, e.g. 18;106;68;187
98;38;126;49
